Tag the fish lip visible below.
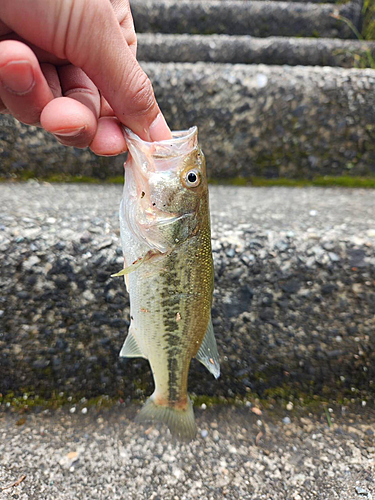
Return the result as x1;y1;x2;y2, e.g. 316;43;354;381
123;126;198;160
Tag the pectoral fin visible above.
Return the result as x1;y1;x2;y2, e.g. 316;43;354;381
195;318;220;379
119;331;146;359
111;249;160;277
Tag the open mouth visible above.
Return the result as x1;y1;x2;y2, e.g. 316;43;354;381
123;126;198;166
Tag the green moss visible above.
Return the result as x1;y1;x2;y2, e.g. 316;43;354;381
209;176;375;189
51;175;101;184
312;176;375;188
3;174;375;189
0;381;372;416
0;390;70;411
107;176;125;184
3;173;375;191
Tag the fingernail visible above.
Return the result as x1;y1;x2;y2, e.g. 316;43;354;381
0;61;35;95
149;113;172;142
53;126;86;138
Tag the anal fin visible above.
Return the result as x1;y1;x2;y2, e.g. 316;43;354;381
119;331;146;359
195;318;220;379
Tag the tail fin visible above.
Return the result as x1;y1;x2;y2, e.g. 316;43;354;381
135;393;196;441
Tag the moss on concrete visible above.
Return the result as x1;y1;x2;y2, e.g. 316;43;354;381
0;391;371;424
3;175;375;189
209;175;375;188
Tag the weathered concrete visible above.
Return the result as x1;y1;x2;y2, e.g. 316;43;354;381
137;33;375;67
1;63;375;181
1;183;375;402
0;407;374;499
131;0;362;38
195;0;343;2
0;115;126;180
140;62;375;179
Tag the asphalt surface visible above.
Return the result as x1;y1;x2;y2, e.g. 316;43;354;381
0;405;374;500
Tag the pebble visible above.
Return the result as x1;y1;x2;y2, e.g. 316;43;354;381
201;430;208;438
80;231;92;244
23;255;41;269
356;486;370;497
328;252;340;262
283;417;291;424
82;290;95;302
97;239;113;250
226;248;236;258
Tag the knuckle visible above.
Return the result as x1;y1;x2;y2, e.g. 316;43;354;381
128;69;155;115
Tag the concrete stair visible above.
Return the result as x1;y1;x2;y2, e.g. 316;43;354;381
1;0;374;181
137;33;375;67
131;0;362;38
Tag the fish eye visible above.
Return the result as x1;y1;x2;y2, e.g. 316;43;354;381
184;169;201;188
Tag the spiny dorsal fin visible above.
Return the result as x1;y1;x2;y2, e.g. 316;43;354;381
195;318;220;379
119;331;146;359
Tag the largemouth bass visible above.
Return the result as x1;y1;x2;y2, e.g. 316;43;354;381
112;126;219;440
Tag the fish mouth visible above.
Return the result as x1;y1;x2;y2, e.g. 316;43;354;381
123;126;198;167
122;125;200;206
122;127;199;252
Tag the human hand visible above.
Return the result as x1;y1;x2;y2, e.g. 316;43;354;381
0;0;171;155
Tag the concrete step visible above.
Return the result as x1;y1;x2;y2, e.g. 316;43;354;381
131;0;362;38
190;0;342;2
137;33;375;67
1;183;375;401
1;63;374;181
144;62;375;179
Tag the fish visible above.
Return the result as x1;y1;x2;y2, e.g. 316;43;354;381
112;126;220;441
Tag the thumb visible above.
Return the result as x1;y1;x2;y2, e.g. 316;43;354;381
0;0;171;141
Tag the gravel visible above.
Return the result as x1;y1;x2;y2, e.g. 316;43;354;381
1;183;375;402
0;406;374;499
